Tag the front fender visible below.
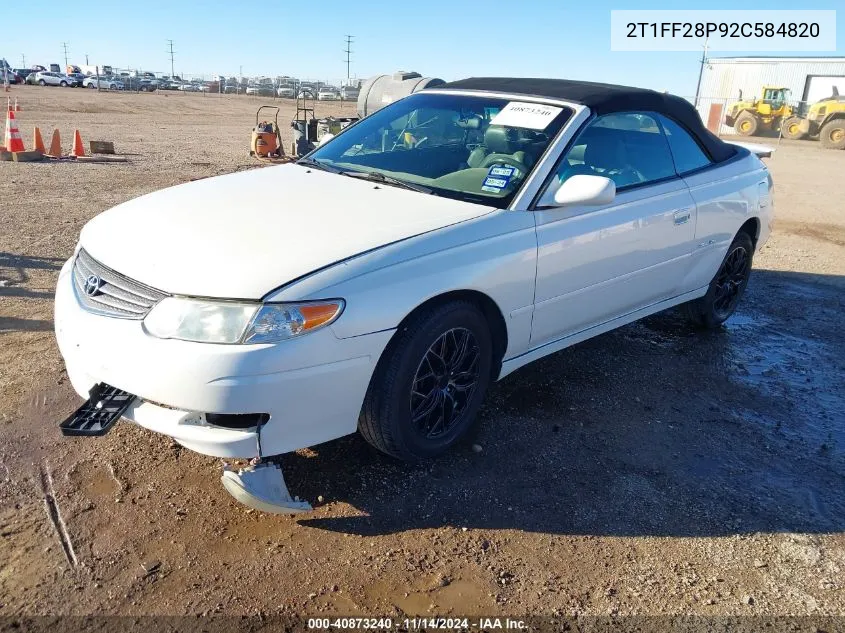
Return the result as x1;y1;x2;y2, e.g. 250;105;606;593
266;210;538;361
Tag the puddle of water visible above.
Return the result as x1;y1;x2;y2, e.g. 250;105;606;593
722;311;771;329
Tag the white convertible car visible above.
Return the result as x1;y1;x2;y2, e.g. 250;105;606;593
54;78;773;513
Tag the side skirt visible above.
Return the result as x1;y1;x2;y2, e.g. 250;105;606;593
497;286;708;380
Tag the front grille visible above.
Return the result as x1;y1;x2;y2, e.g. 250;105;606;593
72;249;168;319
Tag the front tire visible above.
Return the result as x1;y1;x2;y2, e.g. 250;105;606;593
734;112;759;136
87;82;96;89
39;79;46;86
359;301;493;461
820;119;845;150
683;232;754;329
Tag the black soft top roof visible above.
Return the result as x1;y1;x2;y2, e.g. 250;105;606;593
437;77;736;163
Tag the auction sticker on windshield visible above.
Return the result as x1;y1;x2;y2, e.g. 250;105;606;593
490;102;563;129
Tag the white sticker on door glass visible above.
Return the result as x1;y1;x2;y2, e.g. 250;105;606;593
490;102;563;130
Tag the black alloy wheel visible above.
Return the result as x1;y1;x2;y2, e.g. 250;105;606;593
683;231;754;329
712;244;750;320
359;300;493;460
410;327;481;440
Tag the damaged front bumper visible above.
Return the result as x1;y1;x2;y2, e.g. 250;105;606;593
54;257;393;459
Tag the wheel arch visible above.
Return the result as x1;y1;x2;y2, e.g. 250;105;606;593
392;289;509;380
737;217;760;247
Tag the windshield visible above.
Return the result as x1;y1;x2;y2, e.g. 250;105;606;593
306;92;572;206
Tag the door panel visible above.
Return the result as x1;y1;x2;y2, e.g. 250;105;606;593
531;179;696;347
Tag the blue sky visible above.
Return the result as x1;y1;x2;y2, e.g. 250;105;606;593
7;1;843;95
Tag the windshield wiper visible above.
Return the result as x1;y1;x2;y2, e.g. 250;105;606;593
296;157;343;173
343;170;436;195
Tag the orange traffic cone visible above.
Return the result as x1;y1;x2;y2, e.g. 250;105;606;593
4;110;25;153
33;126;45;153
14;97;20;112
71;130;86;157
47;129;62;157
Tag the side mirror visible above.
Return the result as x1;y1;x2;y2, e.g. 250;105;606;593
551;175;616;207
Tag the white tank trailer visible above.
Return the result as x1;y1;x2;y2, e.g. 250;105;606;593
356;71;445;118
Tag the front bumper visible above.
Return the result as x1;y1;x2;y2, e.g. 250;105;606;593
54;258;393;458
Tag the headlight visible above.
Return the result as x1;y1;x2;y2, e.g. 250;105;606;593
143;297;344;344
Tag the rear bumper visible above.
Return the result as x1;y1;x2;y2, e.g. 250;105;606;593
54;258;393;458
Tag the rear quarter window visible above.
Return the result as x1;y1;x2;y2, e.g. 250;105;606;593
659;115;712;174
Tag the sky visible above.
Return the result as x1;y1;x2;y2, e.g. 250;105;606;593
7;1;844;96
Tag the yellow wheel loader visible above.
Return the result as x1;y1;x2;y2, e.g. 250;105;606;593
780;87;845;150
724;86;794;137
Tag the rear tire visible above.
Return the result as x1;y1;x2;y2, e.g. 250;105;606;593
359;301;493;461
60;81;68;87
781;116;806;140
734;113;759;136
683;231;754;329
820;119;845;150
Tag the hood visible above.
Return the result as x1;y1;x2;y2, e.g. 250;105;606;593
80;164;494;299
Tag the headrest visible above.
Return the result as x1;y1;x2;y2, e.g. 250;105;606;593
484;125;518;154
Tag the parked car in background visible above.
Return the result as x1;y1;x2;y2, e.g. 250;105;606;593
2;70;23;84
297;88;315;99
67;72;87;86
13;69;34;81
340;86;359;101
246;83;274;97
123;76;157;91
178;82;199;92
277;84;296;98
35;71;77;87
83;76;124;90
318;86;340;101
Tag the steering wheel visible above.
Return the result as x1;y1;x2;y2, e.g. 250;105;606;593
479;154;530;176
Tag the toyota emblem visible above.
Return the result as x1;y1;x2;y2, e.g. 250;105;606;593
84;274;104;297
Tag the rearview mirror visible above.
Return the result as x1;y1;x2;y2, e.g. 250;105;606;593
551;175;616;207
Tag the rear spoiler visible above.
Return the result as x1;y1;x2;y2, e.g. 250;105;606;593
730;141;774;159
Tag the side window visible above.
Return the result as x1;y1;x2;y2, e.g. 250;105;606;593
551;112;676;192
659;115;712;174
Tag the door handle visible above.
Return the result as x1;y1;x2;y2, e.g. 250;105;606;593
673;209;692;225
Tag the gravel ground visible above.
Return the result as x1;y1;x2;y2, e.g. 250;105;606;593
1;86;844;623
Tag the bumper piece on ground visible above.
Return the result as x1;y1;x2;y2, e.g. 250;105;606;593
221;461;312;514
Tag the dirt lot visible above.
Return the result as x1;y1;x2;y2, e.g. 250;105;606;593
1;85;844;623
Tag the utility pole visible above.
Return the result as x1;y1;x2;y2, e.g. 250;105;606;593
343;35;354;85
693;36;709;109
21;54;25;68
85;54;89;65
62;42;69;69
167;40;176;79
